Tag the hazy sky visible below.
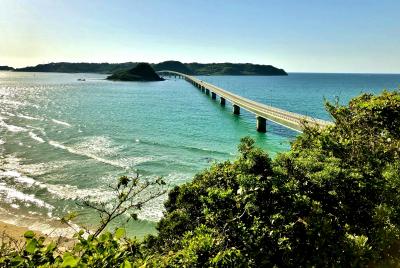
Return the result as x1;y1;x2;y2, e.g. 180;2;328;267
1;0;399;73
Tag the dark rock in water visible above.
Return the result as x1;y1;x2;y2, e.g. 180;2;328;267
107;63;164;82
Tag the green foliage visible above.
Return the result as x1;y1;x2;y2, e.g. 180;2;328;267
107;63;164;82
185;62;287;75
14;61;288;76
0;90;399;267
146;90;400;267
0;229;141;267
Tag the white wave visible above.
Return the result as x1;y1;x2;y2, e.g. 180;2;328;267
0;170;45;188
73;136;120;157
18;114;41;120
0;120;28;132
10;203;20;209
26;125;46;135
0;182;53;210
45;184;114;203
52;119;71;127
48;139;152;169
137;194;166;221
49;140;67;149
0;99;25;107
29;131;45;143
1;111;15;117
0;139;4;145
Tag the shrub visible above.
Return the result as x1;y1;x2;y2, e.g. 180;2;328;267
147;90;400;267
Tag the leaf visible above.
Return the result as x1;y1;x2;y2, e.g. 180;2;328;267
25;239;38;254
62;254;79;268
115;228;126;239
10;255;24;266
120;260;132;268
24;230;35;239
45;241;57;253
118;176;130;188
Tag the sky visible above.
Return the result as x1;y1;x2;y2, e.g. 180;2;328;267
0;0;399;73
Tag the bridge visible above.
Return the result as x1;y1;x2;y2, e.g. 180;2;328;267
158;70;332;133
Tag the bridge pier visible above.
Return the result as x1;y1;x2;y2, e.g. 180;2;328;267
211;92;216;100
220;97;226;106
256;116;267;132
233;104;240;115
205;89;210;95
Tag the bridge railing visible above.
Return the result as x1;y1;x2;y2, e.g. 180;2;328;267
158;70;333;131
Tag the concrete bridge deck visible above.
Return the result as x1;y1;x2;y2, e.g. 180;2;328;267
158;70;333;132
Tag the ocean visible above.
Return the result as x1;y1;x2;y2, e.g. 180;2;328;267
0;71;399;237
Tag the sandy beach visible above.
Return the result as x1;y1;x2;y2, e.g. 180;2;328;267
0;220;43;241
0;220;73;250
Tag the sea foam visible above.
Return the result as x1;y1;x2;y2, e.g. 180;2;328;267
49;138;152;169
29;131;45;143
51;119;71;127
0;182;53;210
0;120;28;132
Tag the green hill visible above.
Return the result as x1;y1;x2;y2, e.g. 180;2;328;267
0;65;14;71
186;62;287;75
15;61;287;76
153;60;194;75
15;62;137;73
106;63;164;81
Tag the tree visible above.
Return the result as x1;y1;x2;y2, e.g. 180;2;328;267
146;90;400;267
64;174;167;237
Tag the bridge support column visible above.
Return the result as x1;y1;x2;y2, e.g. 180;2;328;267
233;104;240;115
220;97;226;106
205;89;210;95
211;92;216;99
256;116;267;133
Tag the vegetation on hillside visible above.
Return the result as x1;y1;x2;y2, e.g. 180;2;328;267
14;61;287;76
106;63;164;82
0;90;399;267
15;62;138;74
186;62;287;75
152;60;194;75
0;65;14;71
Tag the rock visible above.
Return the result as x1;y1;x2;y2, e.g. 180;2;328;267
106;63;164;82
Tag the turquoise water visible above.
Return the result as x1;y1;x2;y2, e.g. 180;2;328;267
0;71;399;237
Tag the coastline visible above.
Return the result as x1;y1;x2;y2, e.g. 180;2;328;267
0;220;41;242
0;220;74;249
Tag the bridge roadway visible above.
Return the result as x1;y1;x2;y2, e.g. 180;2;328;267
158;70;333;133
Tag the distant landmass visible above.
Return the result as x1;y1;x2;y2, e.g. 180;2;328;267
0;66;14;71
15;62;136;74
106;62;164;82
14;60;287;76
186;62;287;76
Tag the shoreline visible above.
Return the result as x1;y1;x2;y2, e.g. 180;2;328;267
0;220;42;242
0;220;74;250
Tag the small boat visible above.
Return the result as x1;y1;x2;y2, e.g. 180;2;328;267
77;78;86;81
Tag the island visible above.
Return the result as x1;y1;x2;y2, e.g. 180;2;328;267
106;62;164;81
15;61;288;76
0;66;14;71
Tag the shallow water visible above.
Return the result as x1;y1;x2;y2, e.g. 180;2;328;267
0;71;399;237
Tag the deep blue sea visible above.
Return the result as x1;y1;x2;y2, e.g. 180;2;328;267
0;71;399;237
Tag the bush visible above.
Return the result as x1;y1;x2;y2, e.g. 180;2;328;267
147;90;400;267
